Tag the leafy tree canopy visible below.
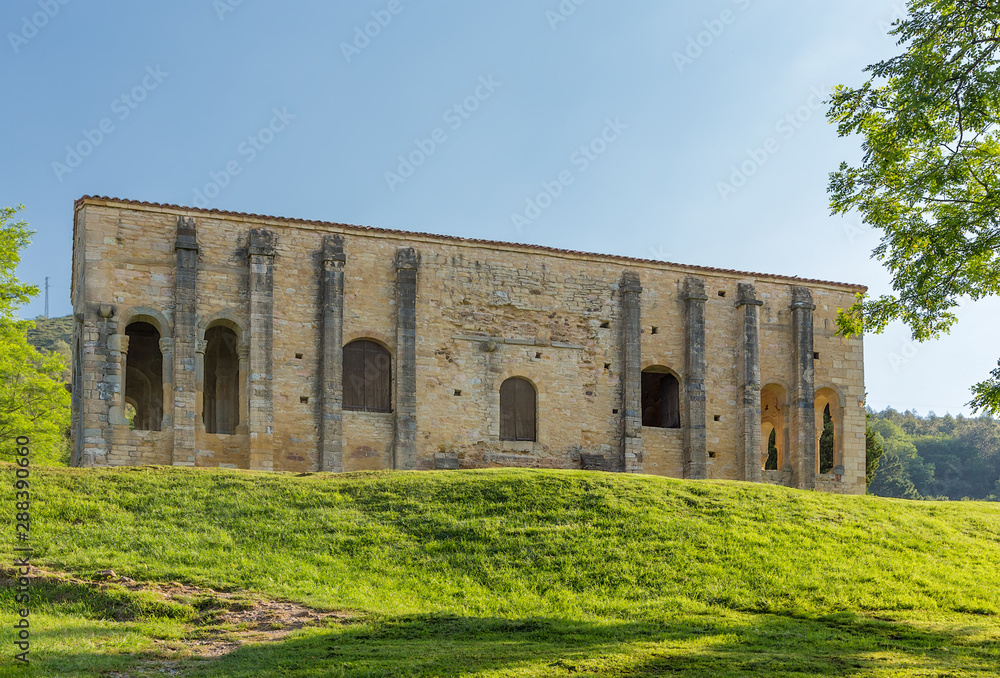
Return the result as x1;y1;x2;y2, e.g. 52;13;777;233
0;205;69;464
828;0;1000;414
865;412;885;486
0;205;37;317
0;319;70;463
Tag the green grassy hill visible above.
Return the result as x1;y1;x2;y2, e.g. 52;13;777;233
2;466;999;677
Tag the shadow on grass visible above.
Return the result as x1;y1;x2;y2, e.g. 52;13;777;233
4;576;195;622
166;610;998;678
14;579;998;678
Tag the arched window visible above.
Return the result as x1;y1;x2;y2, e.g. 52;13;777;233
204;326;240;434
815;387;843;475
761;383;787;471
765;426;779;470
343;340;392;412
819;403;835;474
124;399;138;431
125;322;163;431
500;377;536;441
641;368;680;428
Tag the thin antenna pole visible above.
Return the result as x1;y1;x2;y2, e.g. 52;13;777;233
44;276;49;318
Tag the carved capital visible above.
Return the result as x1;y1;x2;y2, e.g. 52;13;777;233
395;247;420;271
108;333;129;354
322;234;346;267
683;277;709;303
620;271;642;294
791;286;816;311
249;228;276;258
735;282;763;307
159;337;175;355
175;216;199;252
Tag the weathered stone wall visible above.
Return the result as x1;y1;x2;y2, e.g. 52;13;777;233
71;197;867;493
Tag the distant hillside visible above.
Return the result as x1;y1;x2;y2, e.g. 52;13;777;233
26;313;73;353
868;408;1000;501
2;466;998;676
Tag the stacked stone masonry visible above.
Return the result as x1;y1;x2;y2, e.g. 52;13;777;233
70;197;868;493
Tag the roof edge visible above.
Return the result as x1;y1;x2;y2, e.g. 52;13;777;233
74;195;868;292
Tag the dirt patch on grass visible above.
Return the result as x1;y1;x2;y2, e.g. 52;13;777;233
127;575;353;657
4;566;356;662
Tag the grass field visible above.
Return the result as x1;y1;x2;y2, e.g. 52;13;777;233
2;465;999;676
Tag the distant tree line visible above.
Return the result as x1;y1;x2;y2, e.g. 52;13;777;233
866;408;1000;501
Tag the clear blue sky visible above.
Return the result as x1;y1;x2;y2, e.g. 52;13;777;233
3;0;994;416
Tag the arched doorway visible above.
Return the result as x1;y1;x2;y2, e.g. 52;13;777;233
124;322;163;431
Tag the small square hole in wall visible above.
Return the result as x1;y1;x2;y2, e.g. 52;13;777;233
604;363;611;371
600;321;610;329
714;415;721;422
535;352;542;359
651;326;659;335
454;389;462;396
718;290;726;297
612;409;619;414
295;353;303;359
814;352;821;360
708;451;717;459
300;396;309;404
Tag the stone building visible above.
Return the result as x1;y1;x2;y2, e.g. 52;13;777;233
70;196;867;493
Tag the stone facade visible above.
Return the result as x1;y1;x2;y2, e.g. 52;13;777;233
70;196;868;493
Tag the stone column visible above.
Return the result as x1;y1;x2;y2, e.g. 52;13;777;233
320;235;346;473
683;277;709;479
159;337;175;431
194;338;207;434
172;217;199;466
248;229;276;472
790;286;817;490
620;271;643;473
236;343;249;435
736;283;763;483
393;247;419;470
107;333;130;427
